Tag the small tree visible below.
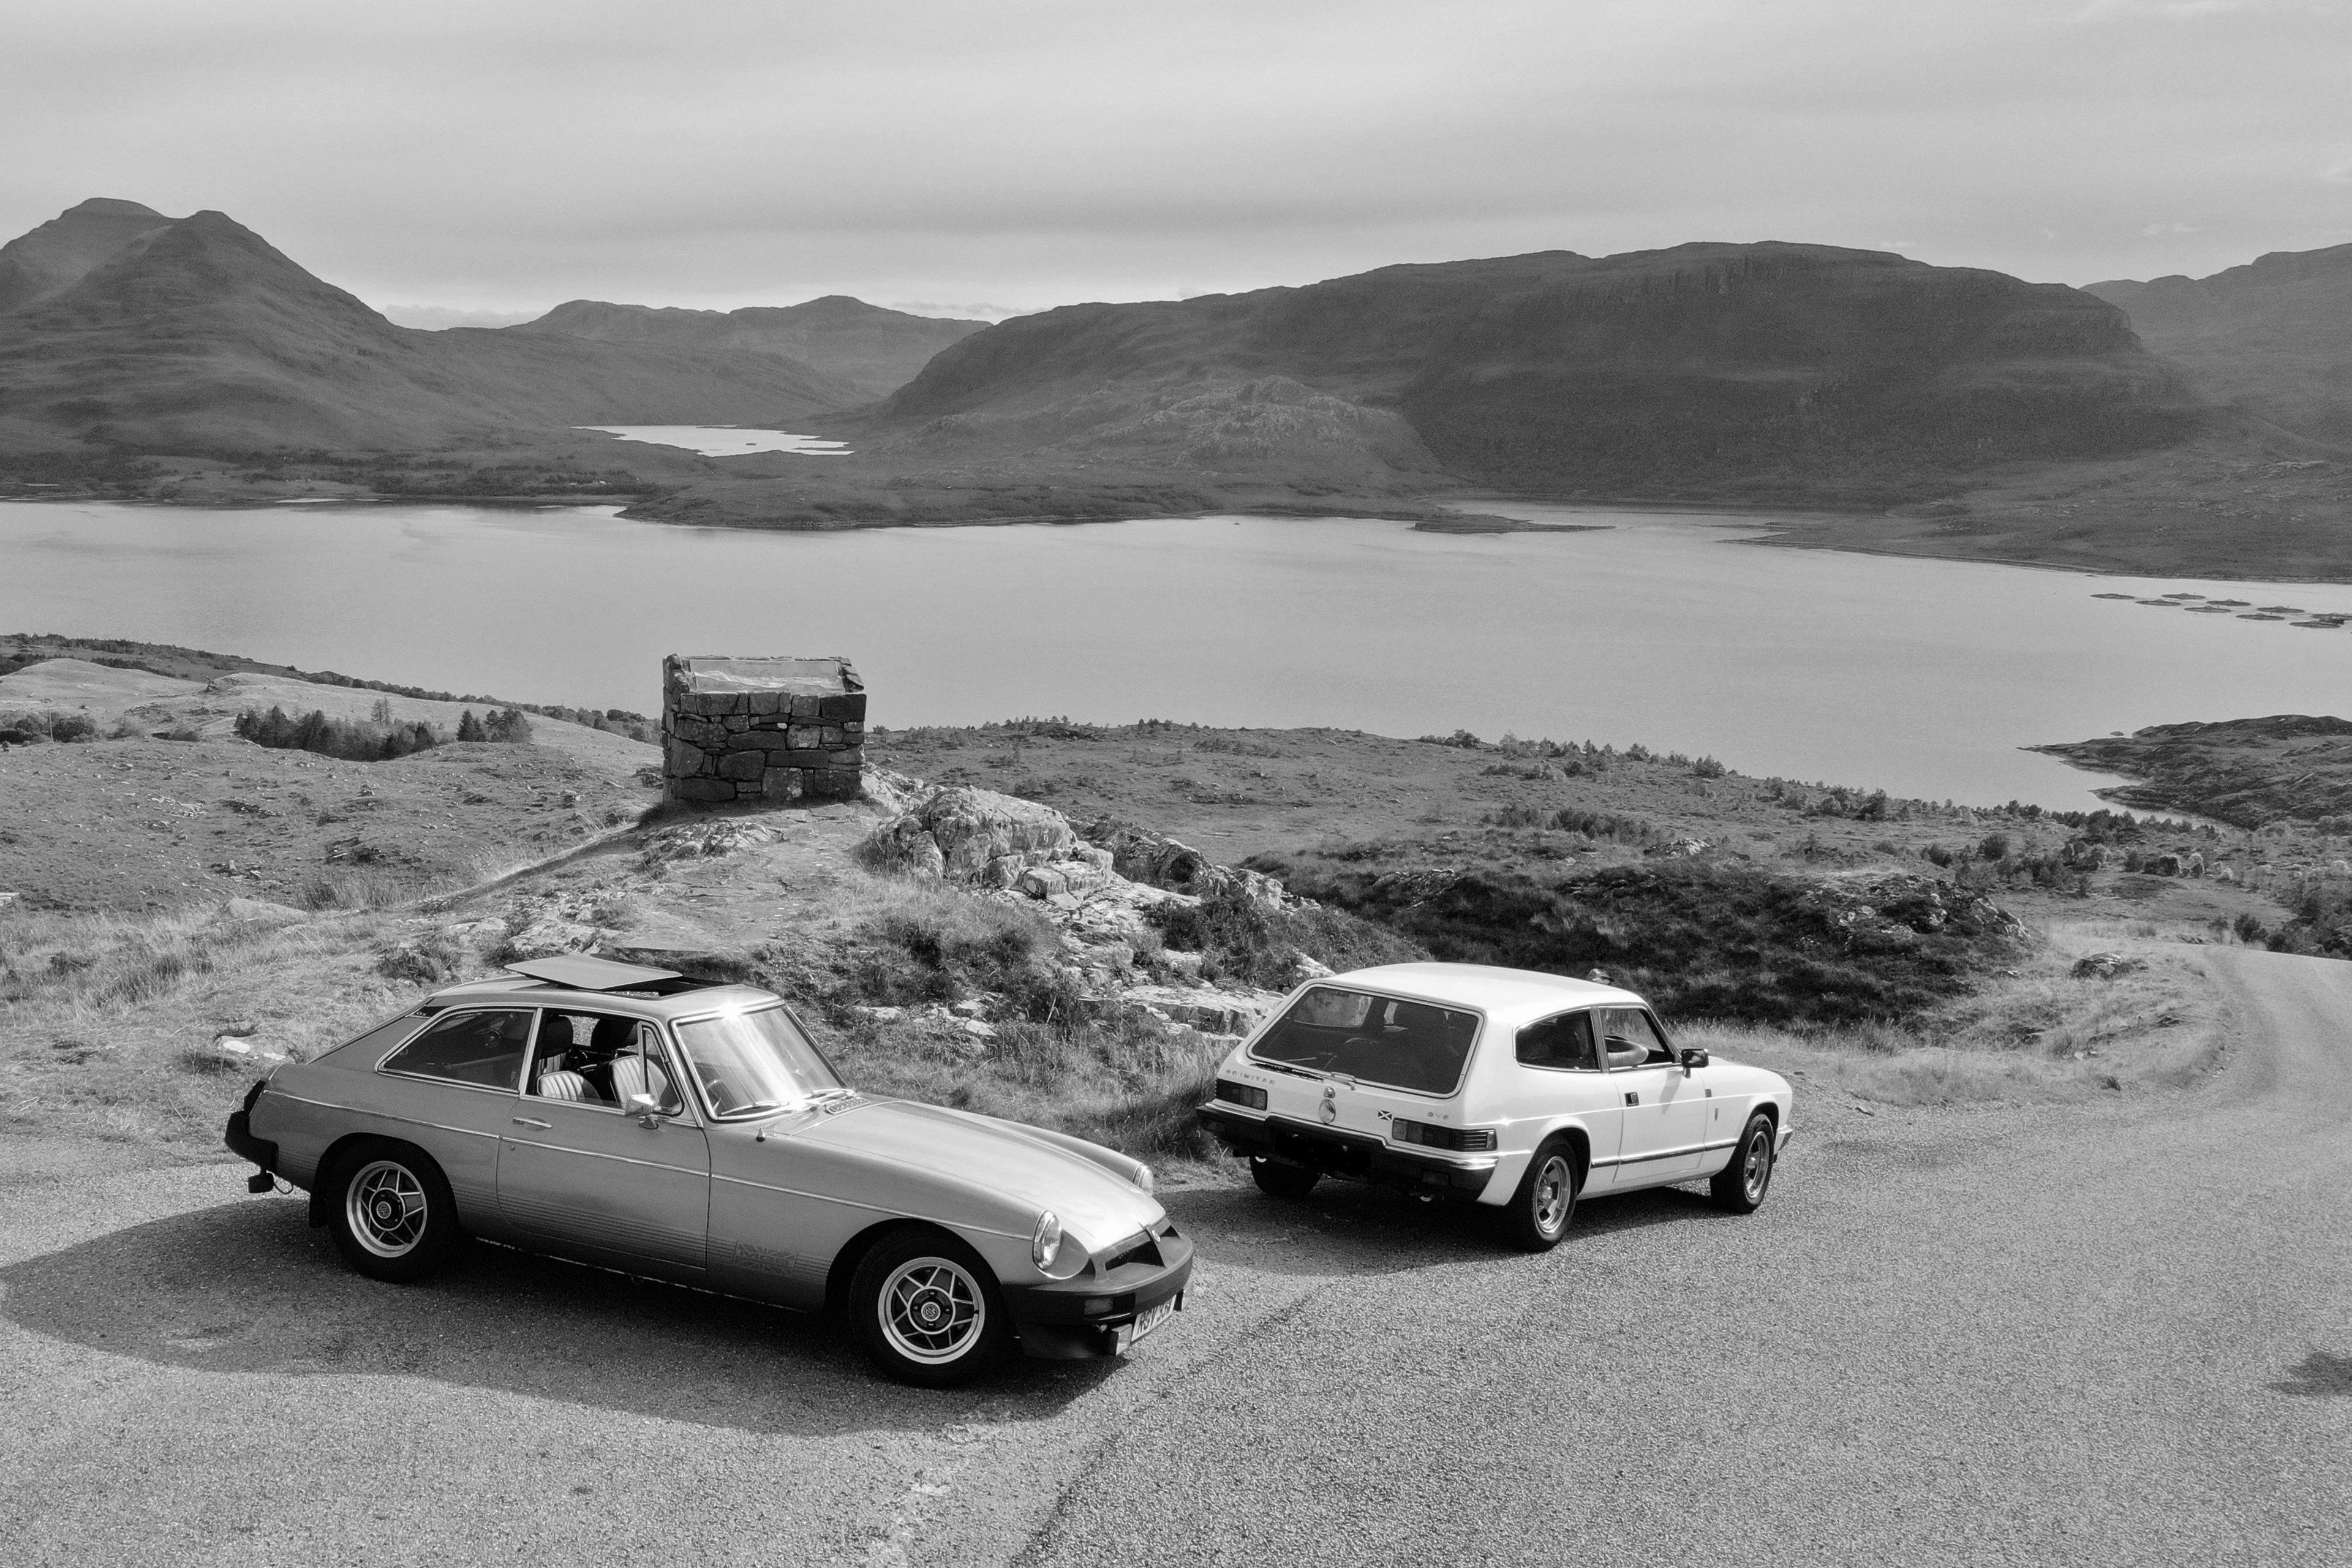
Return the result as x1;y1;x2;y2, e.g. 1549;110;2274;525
456;709;485;742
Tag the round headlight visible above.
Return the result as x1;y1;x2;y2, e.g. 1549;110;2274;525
1132;1163;1155;1197
1031;1210;1062;1270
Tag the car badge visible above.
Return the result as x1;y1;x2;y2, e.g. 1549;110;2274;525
1318;1085;1338;1125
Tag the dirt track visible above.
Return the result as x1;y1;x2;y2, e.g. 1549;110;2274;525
2;945;2346;1566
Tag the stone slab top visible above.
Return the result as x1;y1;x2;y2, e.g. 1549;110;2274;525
667;655;861;695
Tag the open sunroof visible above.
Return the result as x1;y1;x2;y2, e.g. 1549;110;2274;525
505;955;685;992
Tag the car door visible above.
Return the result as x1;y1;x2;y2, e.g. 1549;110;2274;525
1599;1006;1708;1186
1512;1009;1622;1183
497;1012;712;1272
369;1006;535;1227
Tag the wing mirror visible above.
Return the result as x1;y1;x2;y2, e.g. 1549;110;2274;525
627;1091;665;1127
1679;1047;1711;1071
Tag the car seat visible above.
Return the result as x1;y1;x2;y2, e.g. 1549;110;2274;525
535;1068;593;1102
610;1052;676;1113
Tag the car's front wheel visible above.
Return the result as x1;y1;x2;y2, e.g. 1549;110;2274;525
328;1139;461;1283
1250;1156;1319;1199
851;1228;1012;1387
1500;1136;1578;1252
1711;1112;1776;1214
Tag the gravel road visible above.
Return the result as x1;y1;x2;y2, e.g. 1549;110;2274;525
4;946;2346;1566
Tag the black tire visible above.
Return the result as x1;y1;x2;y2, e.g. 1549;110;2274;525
1500;1137;1579;1252
850;1227;1012;1388
1250;1156;1319;1199
1711;1112;1777;1214
327;1139;461;1283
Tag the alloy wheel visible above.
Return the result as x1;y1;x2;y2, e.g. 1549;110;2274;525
878;1257;986;1365
346;1159;428;1259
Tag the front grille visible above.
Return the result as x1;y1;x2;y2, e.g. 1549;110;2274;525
1214;1078;1268;1110
1392;1118;1498;1153
1100;1232;1163;1273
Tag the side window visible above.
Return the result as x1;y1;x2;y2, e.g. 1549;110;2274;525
528;1009;633;1106
1517;1010;1600;1071
380;1009;532;1090
1600;1008;1675;1069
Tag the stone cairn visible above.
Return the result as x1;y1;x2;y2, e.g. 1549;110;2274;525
662;655;865;805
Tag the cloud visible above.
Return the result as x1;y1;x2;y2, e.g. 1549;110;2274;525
4;0;2350;302
2142;221;2202;235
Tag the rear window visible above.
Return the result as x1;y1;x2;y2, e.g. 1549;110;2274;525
379;1009;532;1091
1250;986;1480;1096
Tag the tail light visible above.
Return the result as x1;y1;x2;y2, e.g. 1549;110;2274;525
1392;1118;1497;1152
1214;1079;1268;1110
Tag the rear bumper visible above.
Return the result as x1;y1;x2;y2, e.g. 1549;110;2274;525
1002;1230;1194;1360
1197;1103;1498;1197
224;1109;278;1175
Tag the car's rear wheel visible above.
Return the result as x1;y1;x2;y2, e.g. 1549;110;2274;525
1250;1156;1319;1199
1500;1137;1578;1252
851;1228;1012;1387
328;1139;460;1283
1711;1112;1776;1214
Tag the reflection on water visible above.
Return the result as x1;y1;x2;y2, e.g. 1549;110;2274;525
2;498;2345;810
579;425;853;456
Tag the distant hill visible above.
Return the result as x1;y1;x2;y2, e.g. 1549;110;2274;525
514;296;987;402
2088;246;2352;448
876;243;2201;500
0;199;862;451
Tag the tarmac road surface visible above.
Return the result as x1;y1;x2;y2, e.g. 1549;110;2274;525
2;945;2347;1567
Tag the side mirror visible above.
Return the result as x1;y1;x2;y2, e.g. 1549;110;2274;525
627;1091;665;1126
1679;1047;1710;1071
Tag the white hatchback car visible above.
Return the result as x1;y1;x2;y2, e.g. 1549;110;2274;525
1197;963;1794;1249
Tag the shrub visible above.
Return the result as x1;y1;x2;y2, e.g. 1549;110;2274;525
1245;853;2021;1027
235;704;440;762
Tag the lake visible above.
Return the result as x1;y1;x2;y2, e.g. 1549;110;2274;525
579;426;854;456
3;497;2347;810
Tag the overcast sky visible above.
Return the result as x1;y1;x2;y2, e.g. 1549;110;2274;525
7;0;2348;321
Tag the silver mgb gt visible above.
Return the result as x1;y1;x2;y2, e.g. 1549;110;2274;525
224;955;1190;1384
1199;963;1794;1248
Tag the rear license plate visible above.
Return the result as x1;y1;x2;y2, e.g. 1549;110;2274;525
1119;1298;1176;1352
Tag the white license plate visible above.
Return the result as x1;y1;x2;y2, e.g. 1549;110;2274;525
1120;1298;1176;1351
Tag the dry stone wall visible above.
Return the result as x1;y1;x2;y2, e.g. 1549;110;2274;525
662;654;866;805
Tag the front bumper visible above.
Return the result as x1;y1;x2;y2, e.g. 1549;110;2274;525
1002;1227;1194;1360
1197;1104;1498;1197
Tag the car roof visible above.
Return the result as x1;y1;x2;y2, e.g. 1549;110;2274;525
1319;962;1649;1027
424;973;783;1021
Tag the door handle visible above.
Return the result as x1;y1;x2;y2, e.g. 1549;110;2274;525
511;1116;551;1129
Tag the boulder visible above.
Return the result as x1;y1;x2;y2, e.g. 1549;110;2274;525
2071;951;2146;980
859;785;1080;884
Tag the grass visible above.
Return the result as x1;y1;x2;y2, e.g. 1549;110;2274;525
1682;919;2228;1107
0;901;422;1147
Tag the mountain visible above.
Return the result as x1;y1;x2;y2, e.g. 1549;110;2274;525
0;199;861;451
2088;245;2352;447
514;296;987;401
875;243;2200;499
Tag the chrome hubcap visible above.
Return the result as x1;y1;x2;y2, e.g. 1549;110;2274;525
1744;1133;1771;1202
346;1160;427;1258
879;1257;985;1365
1532;1155;1571;1235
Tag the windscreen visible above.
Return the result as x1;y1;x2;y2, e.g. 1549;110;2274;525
1250;986;1480;1095
672;1005;844;1118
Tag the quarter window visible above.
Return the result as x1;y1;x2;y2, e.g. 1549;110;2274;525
1599;1008;1675;1069
379;1009;532;1090
1517;1010;1600;1071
